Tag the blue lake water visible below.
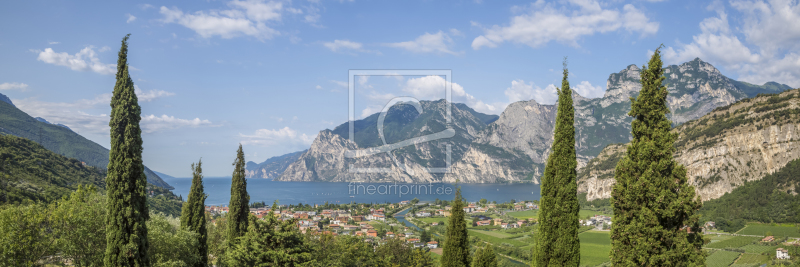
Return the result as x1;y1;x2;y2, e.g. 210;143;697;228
393;207;420;230
164;177;541;206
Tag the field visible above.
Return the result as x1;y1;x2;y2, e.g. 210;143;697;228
737;223;800;238
740;244;778;254
733;253;769;265
705;250;741;267
704;236;759;249
507;210;538;219
470;229;514;239
416;217;448;225
578;231;611;267
507;209;611;220
467;229;529;247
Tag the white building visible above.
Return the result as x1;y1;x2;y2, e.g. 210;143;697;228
777;248;790;260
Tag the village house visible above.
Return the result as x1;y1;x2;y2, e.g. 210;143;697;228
476;220;492;226
704;221;716;229
762;236;775;243
367;230;378;237
431;222;439;226
407;238;420;244
494;218;503;226
414;242;424;248
400;200;410;205
386;232;395;238
427;241;438;249
777;248;790;259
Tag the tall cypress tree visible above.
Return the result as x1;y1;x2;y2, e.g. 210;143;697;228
441;182;470;267
105;34;150;267
226;144;249;249
610;46;705;266
533;59;580;266
181;159;208;266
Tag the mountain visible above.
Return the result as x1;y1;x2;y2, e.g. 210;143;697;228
0;93;173;190
444;58;793;184
0;133;106;204
577;89;800;201
245;150;306;179
35;117;72;132
0;94;13;107
276;100;498;182
153;171;176;180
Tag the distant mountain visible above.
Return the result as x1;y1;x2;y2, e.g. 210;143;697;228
0;93;13;107
35;117;73;132
153;171;176;180
445;58;794;184
276;100;498;182
245;150;306;179
577;89;800;201
0;93;173;189
0;133;106;204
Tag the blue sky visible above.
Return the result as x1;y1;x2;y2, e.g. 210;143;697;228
1;0;799;177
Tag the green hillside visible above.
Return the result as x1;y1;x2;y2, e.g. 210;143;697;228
0;97;172;189
0;133;105;204
700;158;800;231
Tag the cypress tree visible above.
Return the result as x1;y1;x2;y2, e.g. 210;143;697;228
610;46;705;266
180;159;208;266
533;59;580;266
472;244;497;267
441;182;470;267
226;144;249;249
105;33;150;266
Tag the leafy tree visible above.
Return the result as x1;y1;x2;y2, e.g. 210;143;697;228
226;144;249;249
206;215;227;266
181;159;208;266
226;203;312;266
534;59;580;266
52;185;107;266
411;248;435;267
441;183;471;267
610;46;705;266
375;237;414;266
148;212;202;267
0;204;56;266
472;244;497;267
421;229;431;243
105;33;150;267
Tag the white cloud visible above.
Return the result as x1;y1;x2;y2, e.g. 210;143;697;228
239;126;315;147
572;81;605;98
134;86;176;102
386;31;462;55
127;14;137;23
159;0;283;40
402;75;497;114
48;41;60;45
323;39;371;53
315;85;323;90
472;1;659;49
330;80;348;88
36;46;116;75
0;82;29;91
664;1;800;86
504;79;559;105
13;93;210;136
140;114;213;133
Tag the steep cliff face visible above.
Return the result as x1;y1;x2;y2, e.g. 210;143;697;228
577;89;800;201
276;100;495;182
445;58;785;184
245;150;305;179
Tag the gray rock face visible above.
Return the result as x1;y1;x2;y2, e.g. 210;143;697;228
277;58;792;183
245;150;305;179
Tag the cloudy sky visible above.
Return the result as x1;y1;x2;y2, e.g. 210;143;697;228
1;0;798;177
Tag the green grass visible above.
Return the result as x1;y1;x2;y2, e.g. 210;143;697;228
737;223;800;238
705;250;741;267
578;231;611;267
705;236;759;249
507;210;538;219
740;244;779;254
733;253;769;265
467;230;529;247
470;230;513;239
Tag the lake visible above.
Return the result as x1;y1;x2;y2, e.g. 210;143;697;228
163;177;541;206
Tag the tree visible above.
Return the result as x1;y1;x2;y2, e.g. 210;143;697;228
0;204;57;266
472;244;497;267
534;59;580;266
180;159;208;266
226;144;249;250
441;183;470;267
421;229;431;243
610;46;705;266
105;33;150;267
225;208;312;266
411;248;435;267
148;212;202;266
52;185;107;266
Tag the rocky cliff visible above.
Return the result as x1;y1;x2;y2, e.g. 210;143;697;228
577;89;800;201
245;150;305;179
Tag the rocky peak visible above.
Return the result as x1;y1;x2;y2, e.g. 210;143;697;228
0;93;13;107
